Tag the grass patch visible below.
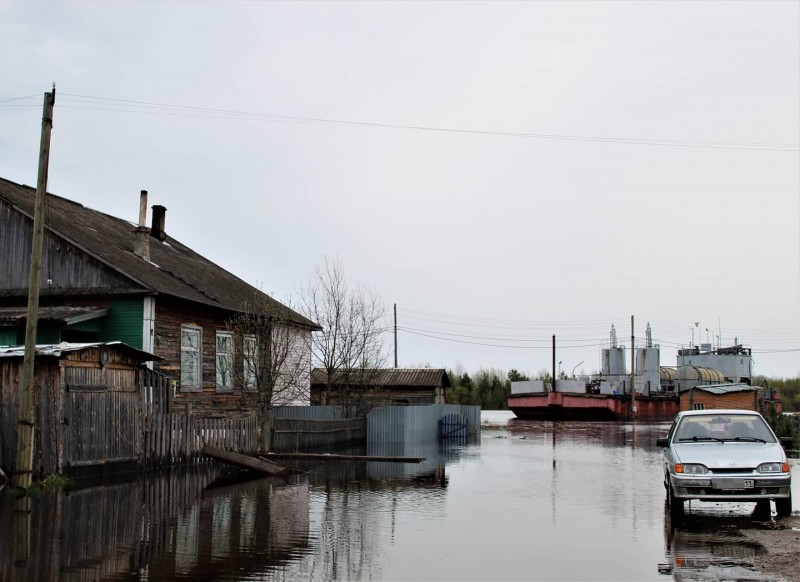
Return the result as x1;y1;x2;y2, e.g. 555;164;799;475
40;474;72;490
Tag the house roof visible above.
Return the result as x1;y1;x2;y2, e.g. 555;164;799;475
0;177;319;329
311;368;451;388
0;305;110;325
686;383;757;396
0;341;161;361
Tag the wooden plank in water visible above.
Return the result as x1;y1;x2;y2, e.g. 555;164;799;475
261;452;425;463
202;445;291;477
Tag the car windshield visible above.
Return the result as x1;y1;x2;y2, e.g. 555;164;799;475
674;414;776;443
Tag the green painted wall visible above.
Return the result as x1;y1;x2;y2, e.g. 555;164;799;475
0;328;18;345
1;298;145;347
100;297;144;349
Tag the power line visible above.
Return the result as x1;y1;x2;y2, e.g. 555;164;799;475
400;328;606;349
37;92;800;152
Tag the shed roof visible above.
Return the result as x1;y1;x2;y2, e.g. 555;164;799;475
0;305;110;325
311;368;451;388
689;383;757;396
0;177;319;329
0;341;161;361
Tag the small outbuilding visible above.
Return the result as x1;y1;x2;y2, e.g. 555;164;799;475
0;342;162;477
311;368;450;406
679;383;758;412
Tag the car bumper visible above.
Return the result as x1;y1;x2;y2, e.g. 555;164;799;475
670;475;791;501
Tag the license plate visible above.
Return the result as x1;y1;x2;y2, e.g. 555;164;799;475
715;478;754;490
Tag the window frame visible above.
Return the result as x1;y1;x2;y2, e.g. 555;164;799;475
215;330;234;392
180;324;203;392
243;334;258;392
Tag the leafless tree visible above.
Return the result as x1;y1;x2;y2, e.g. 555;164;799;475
300;257;388;416
226;293;312;451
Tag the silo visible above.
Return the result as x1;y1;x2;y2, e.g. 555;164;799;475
635;323;660;396
601;325;626;377
636;347;660;396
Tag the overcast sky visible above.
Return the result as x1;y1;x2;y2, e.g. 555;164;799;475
2;1;798;378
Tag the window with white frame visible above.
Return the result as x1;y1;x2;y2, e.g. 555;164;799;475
243;334;258;391
216;331;233;392
692;403;705;410
180;325;202;391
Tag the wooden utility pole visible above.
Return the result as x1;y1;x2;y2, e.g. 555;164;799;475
13;88;55;489
393;303;397;368
630;315;636;418
551;335;556;392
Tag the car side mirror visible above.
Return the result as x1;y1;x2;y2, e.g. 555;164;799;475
656;438;669;447
779;436;793;449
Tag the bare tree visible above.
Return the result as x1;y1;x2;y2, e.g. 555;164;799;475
227;293;312;452
300;257;388;416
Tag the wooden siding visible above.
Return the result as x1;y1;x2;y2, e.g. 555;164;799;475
0;199;134;290
0;357;62;477
0;348;258;477
152;297;311;418
153;298;248;416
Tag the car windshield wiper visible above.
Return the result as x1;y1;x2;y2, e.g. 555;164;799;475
677;436;723;442
722;436;767;443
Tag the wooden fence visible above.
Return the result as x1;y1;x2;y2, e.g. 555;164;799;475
142;409;258;467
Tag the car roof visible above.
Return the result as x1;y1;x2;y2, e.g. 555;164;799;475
677;409;764;419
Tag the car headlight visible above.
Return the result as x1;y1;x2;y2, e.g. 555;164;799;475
675;463;708;474
757;462;790;473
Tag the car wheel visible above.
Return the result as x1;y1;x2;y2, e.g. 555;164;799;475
754;499;771;518
776;491;792;517
668;483;684;518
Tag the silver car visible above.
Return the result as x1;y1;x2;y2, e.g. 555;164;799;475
657;409;793;517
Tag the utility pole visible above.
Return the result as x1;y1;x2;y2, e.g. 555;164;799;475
393;303;397;368
14;87;55;489
551;335;556;392
630;315;636;419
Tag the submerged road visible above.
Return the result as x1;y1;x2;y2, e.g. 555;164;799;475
1;413;798;581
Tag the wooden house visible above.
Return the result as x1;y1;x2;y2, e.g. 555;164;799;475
0;177;320;419
679;383;759;412
310;368;450;406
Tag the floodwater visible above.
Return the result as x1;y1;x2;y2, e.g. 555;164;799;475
1;411;798;581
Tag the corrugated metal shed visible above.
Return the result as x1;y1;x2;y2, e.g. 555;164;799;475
0;177;319;329
311;368;451;388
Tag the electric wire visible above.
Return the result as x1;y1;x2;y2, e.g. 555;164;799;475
6;92;794;152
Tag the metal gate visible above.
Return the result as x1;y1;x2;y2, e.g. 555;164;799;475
438;413;468;441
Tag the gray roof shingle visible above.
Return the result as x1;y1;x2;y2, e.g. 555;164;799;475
0;177;319;329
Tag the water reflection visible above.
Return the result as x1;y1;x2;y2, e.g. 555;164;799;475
0;444;454;582
661;503;772;581
2;421;793;581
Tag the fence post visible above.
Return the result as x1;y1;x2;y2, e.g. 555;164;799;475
183;403;191;463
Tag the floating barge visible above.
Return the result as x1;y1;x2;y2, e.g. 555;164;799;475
508;324;754;422
507;391;678;421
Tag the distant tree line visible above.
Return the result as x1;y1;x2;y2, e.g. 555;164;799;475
754;376;800;413
445;368;558;409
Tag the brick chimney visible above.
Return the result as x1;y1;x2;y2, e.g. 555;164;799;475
133;190;151;260
151;205;167;242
